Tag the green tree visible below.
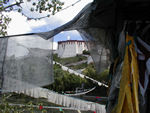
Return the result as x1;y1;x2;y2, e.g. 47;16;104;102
82;50;90;55
0;0;64;36
98;69;109;84
82;63;99;79
82;63;109;84
45;64;93;92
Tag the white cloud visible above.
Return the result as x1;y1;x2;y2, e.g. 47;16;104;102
7;12;31;35
6;0;93;35
6;11;48;35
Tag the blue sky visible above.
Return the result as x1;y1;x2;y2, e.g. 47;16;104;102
6;0;93;42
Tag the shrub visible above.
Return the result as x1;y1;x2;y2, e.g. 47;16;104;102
82;50;90;55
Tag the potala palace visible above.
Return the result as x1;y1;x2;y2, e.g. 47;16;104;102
57;40;88;58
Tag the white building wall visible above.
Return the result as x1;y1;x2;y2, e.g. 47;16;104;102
57;43;64;57
62;42;76;58
75;41;78;54
57;40;88;58
77;42;83;54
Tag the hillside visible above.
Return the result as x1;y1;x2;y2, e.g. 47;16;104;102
52;54;109;97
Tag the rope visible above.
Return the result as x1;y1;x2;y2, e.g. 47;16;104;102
64;87;96;96
0;103;87;111
0;33;36;38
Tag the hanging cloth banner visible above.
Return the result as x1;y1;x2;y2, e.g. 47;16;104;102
0;38;8;90
0;35;54;93
112;34;139;113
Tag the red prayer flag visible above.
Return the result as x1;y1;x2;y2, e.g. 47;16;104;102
39;105;43;110
96;96;101;99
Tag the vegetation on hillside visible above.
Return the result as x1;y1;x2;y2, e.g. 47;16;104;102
68;62;88;70
53;54;87;65
44;62;109;97
0;93;56;113
44;64;94;93
53;54;109;91
82;50;90;55
82;63;109;85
